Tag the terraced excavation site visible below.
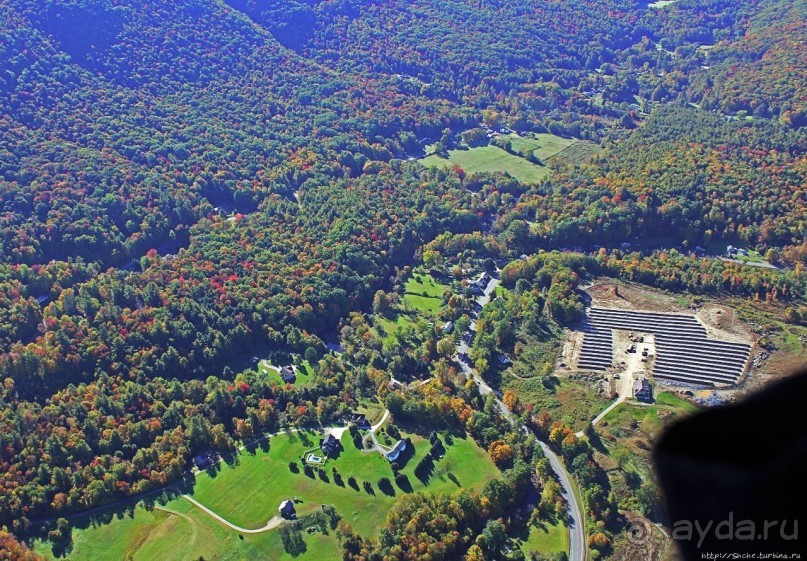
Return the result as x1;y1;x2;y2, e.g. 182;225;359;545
577;307;753;387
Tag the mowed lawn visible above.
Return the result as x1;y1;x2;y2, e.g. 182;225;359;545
35;506;196;561
35;497;343;561
519;517;570;557
421;145;550;183
377;273;449;343
403;273;449;314
501;133;576;161
601;391;698;431
260;360;315;385
189;430;498;537
375;312;417;344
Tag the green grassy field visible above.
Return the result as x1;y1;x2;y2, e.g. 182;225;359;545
405;274;448;299
421;145;550;183
35;498;342;561
403;273;449;314
375;311;418;345
260;361;315;386
547;140;601;166
501;133;576;161
35;430;498;560
602;391;698;429
518;517;570;557
184;430;497;536
376;272;450;343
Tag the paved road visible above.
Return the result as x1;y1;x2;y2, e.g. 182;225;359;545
454;274;585;561
371;409;390;432
362;409;392;454
538;441;586;561
455;274;500;395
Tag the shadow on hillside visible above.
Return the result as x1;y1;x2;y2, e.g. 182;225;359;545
30;482;196;558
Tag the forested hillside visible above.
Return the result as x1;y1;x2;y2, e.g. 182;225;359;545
513;106;805;249
0;0;804;558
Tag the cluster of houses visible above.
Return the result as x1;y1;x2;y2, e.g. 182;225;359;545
480;122;513;139
469;271;491;295
316;412;372;459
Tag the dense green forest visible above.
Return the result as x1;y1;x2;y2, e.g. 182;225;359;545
0;0;804;558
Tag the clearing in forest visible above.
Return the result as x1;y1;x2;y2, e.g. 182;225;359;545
421;145;550;183
188;430;498;536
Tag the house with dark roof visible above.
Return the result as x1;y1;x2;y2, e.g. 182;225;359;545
385;439;407;462
633;378;653;403
349;412;370;429
279;366;295;382
193;453;214;470
320;434;340;456
279;499;296;519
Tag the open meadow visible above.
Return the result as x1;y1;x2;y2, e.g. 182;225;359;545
421;145;551;184
34;429;498;560
34;497;340;561
500;133;576;161
376;272;451;344
517;517;570;558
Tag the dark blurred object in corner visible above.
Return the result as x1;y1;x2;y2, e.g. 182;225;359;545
655;369;807;559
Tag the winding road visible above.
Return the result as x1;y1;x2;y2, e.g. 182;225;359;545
181;494;284;534
454;274;586;561
538;441;586;561
37;274;585;559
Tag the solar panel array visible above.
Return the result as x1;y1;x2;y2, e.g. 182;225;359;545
577;318;614;371
577;308;752;387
